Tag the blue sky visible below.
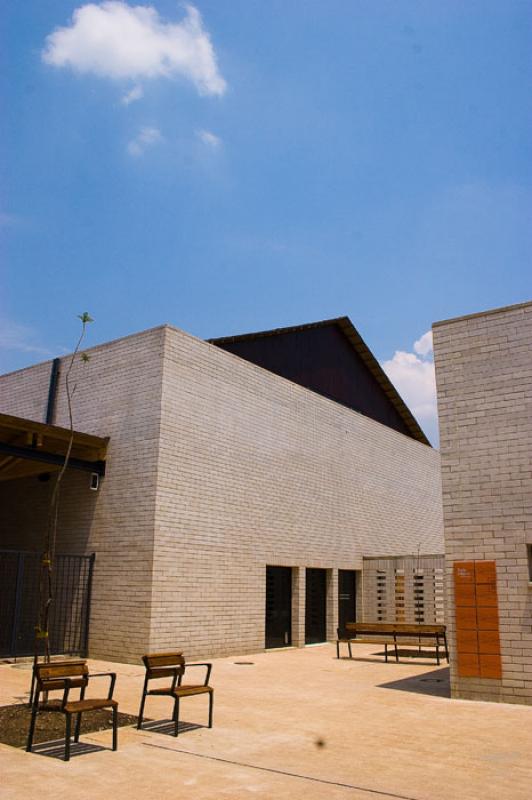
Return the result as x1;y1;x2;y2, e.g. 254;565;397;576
2;1;531;445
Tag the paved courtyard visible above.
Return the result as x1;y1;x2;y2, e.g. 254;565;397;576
2;643;531;800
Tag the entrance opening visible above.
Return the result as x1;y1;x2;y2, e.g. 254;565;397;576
305;568;327;644
265;566;292;648
338;569;357;636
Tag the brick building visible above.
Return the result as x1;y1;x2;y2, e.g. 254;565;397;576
0;318;443;663
433;301;532;705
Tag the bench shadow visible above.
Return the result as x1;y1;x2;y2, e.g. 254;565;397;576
31;738;107;759
338;654;402;664
378;667;451;698
140;718;204;737
339;648;448;666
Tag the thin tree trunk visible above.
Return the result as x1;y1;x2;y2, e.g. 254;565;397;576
32;315;92;696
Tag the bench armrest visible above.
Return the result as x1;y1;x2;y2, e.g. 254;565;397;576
184;662;212;686
88;671;117;699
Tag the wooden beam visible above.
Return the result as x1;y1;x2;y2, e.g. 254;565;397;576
0;442;106;476
0;413;109;450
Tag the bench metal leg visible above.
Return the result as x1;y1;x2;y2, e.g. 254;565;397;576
208;692;213;728
384;643;388;663
29;669;37;708
173;697;180;737
137;677;148;729
26;704;38;753
436;643;440;666
348;641;352;659
137;693;146;730
394;641;399;663
112;705;118;751
65;713;71;762
336;640;340;659
444;634;449;662
74;711;82;742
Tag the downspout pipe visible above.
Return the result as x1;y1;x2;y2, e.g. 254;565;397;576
45;358;61;425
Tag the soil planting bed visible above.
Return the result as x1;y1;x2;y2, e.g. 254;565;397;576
0;703;137;749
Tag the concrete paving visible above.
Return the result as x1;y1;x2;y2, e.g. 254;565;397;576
1;644;531;800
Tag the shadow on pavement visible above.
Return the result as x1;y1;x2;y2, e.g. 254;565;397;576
377;667;451;698
31;738;107;759
139;718;204;736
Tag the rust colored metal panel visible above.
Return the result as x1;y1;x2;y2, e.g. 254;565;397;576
454;562;475;584
475;582;498;607
455;605;478;630
478;629;501;655
454;583;476;606
474;561;497;584
457;652;480;677
477;606;500;630
453;559;502;680
456;629;479;654
479;654;503;679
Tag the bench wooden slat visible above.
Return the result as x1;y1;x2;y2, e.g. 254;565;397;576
142;652;183;669
36;661;89;682
340;637;395;644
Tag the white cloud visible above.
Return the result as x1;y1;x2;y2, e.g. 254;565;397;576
197;129;221;148
121;84;143;105
0;318;54;358
381;330;438;444
413;330;433;356
42;2;226;97
127;125;162;156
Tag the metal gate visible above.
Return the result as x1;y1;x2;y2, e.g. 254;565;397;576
0;550;95;659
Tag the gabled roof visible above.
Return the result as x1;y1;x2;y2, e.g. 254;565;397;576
209;317;430;446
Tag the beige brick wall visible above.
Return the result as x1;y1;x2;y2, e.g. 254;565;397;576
1;323;444;663
433;301;532;705
0;327;166;662
150;326;444;658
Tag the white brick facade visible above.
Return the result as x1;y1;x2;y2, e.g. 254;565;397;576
433;301;532;705
1;324;444;662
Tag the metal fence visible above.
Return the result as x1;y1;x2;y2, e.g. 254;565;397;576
0;550;95;659
362;554;445;625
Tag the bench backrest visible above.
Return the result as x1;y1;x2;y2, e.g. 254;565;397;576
390;623;446;635
34;660;89;692
343;622;446;636
343;623;394;637
142;651;184;679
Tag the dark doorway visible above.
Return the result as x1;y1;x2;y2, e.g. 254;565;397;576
305;568;327;644
265;566;292;648
338;569;357;636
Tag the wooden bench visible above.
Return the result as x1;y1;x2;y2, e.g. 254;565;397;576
137;652;214;737
27;659;118;761
337;623;449;664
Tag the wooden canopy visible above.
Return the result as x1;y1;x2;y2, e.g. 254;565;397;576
0;413;109;482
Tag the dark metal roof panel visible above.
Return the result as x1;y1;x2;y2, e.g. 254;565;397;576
209;317;430;446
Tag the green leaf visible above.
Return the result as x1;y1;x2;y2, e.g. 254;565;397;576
80;353;90;363
78;312;94;324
